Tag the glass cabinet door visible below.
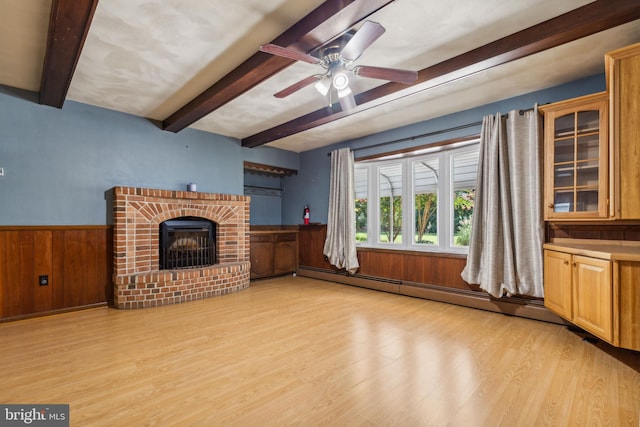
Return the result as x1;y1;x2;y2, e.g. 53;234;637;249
542;93;608;220
552;110;600;213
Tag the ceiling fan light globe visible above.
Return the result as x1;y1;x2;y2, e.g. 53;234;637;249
332;72;349;91
337;86;352;99
315;78;331;96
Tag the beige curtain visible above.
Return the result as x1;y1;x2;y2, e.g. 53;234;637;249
323;148;359;274
461;107;544;298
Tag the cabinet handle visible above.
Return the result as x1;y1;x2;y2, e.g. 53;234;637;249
547;203;554;208
564;260;569;265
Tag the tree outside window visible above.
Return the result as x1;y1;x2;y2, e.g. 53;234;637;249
414;158;439;244
452;149;479;247
379;164;402;243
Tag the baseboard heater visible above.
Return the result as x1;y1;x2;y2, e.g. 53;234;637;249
297;266;565;325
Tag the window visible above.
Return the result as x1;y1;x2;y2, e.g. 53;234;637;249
354;167;368;242
378;163;402;243
414;157;439;245
451;149;477;247
354;139;479;253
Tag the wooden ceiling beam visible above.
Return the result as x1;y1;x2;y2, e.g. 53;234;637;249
162;0;395;133
39;0;99;108
242;0;640;148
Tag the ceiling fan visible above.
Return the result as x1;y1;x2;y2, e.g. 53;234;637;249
259;21;418;111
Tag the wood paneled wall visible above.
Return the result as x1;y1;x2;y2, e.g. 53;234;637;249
297;224;478;291
547;222;640;241
0;226;112;320
297;224;333;271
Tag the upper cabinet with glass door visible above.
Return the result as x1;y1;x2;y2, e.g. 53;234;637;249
540;92;608;220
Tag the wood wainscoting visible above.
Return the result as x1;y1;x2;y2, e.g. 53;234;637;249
298;224;473;289
547;222;640;241
0;226;112;321
297;224;561;324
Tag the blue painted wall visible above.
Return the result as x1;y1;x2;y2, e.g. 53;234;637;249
0;86;297;225
243;145;299;225
281;74;607;225
1;73;605;227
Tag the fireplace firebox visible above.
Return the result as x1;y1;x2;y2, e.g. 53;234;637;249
160;217;216;270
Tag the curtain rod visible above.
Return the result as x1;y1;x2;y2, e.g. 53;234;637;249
328;107;535;156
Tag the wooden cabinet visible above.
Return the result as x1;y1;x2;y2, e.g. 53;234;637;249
605;42;640;220
543;241;640;351
544;250;612;342
249;234;274;278
572;255;612;342
250;229;298;279
540;92;608;220
540;42;640;221
543;250;573;319
273;233;297;275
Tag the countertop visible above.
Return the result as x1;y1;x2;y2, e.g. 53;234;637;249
544;239;640;262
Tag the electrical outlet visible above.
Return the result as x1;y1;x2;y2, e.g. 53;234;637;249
39;275;49;286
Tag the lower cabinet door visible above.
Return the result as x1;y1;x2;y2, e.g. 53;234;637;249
273;241;297;275
250;241;274;279
572;255;613;342
543;250;573;320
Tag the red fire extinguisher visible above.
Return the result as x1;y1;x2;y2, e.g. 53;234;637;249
303;205;310;225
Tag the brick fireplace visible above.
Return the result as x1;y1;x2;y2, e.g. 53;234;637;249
111;186;250;309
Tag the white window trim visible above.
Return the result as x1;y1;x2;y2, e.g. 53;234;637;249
355;139;479;254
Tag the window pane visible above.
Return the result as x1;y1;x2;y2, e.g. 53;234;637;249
354;167;368;242
379;163;402;243
413;158;438;245
452;149;479;247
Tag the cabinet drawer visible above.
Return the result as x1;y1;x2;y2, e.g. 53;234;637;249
274;233;297;242
250;234;273;243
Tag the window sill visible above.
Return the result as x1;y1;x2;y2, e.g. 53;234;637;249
356;245;468;259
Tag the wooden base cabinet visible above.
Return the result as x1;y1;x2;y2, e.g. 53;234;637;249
250;229;298;279
572;255;612;342
273;234;297;276
543;250;573;320
544;241;640;351
249;234;274;279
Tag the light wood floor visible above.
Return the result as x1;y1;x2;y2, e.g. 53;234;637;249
1;276;638;426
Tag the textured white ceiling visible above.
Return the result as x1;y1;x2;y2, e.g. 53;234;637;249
2;0;640;153
0;0;51;91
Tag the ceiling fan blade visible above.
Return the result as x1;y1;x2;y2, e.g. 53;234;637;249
274;75;321;98
340;21;385;62
259;44;320;65
353;65;418;84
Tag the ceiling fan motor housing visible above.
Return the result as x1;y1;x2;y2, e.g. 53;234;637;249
320;46;349;69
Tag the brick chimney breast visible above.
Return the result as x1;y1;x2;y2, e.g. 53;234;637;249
111;187;251;309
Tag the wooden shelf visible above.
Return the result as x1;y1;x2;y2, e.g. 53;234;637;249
244;161;297;176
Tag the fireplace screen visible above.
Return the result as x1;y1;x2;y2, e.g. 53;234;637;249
160;217;216;270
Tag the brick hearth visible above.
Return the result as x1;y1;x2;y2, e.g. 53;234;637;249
111;186;250;309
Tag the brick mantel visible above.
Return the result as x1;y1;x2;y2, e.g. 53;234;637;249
111;186;250;309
